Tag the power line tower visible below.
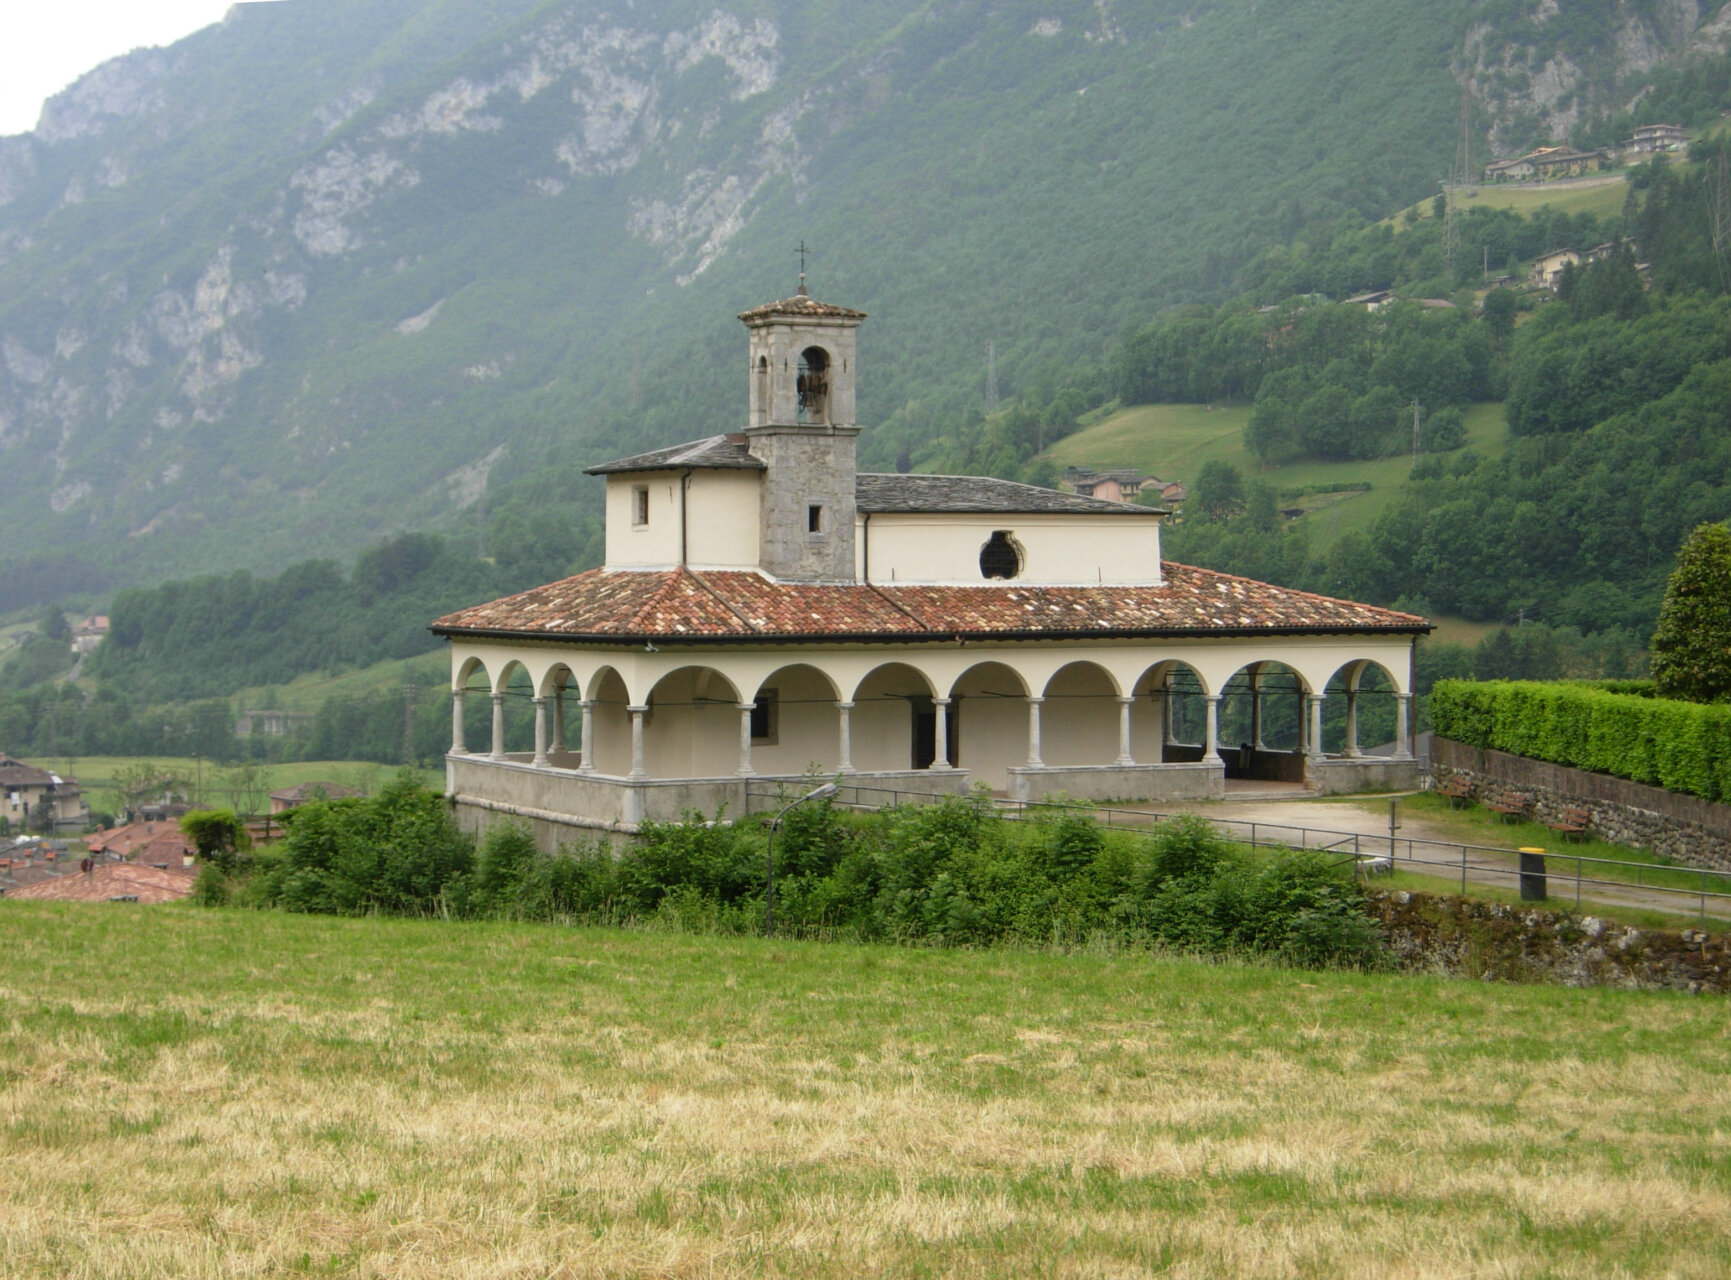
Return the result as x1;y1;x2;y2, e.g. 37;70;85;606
1712;149;1731;293
985;340;998;413
1444;84;1472;276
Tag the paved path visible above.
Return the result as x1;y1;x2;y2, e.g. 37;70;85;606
1081;794;1729;923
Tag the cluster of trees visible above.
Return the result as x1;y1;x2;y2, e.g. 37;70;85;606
202;780;1381;969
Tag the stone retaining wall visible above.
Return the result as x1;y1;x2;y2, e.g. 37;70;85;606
1367;890;1730;994
1431;737;1731;872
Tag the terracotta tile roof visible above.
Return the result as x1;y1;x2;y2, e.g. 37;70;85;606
4;862;195;904
84;822;195;863
585;434;764;475
737;291;867;323
856;474;1161;516
433;564;1428;643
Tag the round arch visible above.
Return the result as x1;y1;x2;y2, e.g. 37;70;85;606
643;666;744;779
948;661;1031;789
1216;659;1309;779
1040;660;1120;768
744;663;844;776
850;662;938;773
583;666;633;775
1320;659;1400;758
453;653;488;692
1131;660;1210;764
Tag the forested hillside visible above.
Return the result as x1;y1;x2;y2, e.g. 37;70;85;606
7;0;1730;610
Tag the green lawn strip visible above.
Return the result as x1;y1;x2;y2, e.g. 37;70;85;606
1375;867;1729;930
21;756;442;820
0;906;1727;1276
229;649;449;714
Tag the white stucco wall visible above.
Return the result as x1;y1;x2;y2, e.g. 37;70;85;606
858;513;1163;586
603;470;762;570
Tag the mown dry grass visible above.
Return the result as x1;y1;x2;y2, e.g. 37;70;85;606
0;905;1727;1278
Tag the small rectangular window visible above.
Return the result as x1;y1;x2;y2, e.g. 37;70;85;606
750;690;778;744
807;503;824;534
632;485;650;527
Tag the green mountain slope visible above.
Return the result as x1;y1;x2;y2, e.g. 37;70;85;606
1;0;1726;604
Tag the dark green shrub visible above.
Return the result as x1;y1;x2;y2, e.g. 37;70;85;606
624;810;758;911
1043;812;1103;883
1145;813;1232;885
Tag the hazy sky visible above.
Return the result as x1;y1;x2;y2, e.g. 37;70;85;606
0;2;262;137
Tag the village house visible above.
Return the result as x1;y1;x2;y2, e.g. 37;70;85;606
1339;289;1396;311
1066;469;1158;503
432;287;1429;846
0;755;89;833
1531;247;1582;289
268;781;362;814
69;615;108;657
1625;123;1685;155
1527;147;1603;180
84;821;196;867
1484;155;1535;181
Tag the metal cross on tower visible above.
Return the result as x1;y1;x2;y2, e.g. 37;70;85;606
795;240;810;293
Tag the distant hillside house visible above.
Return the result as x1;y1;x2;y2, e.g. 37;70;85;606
269;782;363;814
1527;147;1602;180
69;615;108;656
1531;248;1582;289
0;755;89;833
1340;290;1396;311
432;287;1430;846
1066;469;1162;503
1484;155;1535;181
1626;123;1686;154
236;709;315;737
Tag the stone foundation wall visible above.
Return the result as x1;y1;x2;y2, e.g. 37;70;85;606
1431;737;1731;872
1367;890;1730;994
1306;756;1421;796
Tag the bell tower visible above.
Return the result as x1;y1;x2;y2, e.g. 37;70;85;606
738;284;867;582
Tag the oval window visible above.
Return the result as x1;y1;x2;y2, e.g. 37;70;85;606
980;531;1022;579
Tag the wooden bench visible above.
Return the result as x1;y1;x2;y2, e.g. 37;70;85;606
1545;805;1591;842
1486;789;1530;823
1434;774;1473;807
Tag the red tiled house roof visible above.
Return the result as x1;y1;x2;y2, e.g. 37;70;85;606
432;564;1428;645
4;862;195;904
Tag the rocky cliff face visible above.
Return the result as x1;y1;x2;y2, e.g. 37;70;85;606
0;0;1721;599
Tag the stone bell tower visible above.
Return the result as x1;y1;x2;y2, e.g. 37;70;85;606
738;284;867;582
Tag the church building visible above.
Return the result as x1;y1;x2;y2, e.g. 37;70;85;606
433;287;1428;843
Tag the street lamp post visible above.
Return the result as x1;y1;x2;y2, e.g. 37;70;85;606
765;781;839;937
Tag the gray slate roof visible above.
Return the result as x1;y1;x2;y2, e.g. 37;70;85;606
856;473;1163;516
584;434;764;475
582;440;1163;517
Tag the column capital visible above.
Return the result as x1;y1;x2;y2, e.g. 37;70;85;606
836;700;855;711
1025;694;1045;705
737;701;757;712
531;695;547;706
627;704;650;714
491;689;506;702
1115;694;1135;706
932;695;952;705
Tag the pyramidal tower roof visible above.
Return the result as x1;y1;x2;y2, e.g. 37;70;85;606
737;284;867;324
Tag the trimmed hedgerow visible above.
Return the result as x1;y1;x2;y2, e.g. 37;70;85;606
1431;680;1731;802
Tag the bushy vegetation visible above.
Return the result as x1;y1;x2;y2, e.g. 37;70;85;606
210;781;1381;969
1650;522;1731;704
1431;678;1731;802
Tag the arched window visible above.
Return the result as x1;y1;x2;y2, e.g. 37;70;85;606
754;354;769;422
980;531;1022;579
797;346;829;423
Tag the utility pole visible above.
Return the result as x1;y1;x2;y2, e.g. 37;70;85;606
985;340;998;413
402;684;418;766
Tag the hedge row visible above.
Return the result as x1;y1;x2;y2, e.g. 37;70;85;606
1430;680;1731;802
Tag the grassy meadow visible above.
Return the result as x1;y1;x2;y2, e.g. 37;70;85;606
1045;400;1508;549
0;905;1726;1278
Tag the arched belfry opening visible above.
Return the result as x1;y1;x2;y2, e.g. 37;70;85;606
797;346;829;424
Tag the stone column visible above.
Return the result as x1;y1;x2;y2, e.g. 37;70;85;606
1204;693;1223;762
737;703;756;776
531;696;549;768
628;705;648;779
1115;696;1135;766
578;699;597;773
489;691;506;761
450;688;467;754
552;687;567;757
1249;669;1265;750
1026;696;1045;767
932;697;953;770
1394;695;1413;759
1162;677;1178;746
837;701;855;774
1307;694;1325;759
1343;689;1362;758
